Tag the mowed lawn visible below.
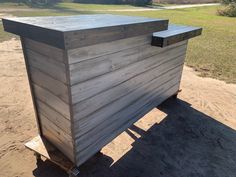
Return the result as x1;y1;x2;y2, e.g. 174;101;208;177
113;6;236;84
0;4;235;83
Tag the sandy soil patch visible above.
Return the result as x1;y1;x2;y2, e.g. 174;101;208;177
0;39;235;177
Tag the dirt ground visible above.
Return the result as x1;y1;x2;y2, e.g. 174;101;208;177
0;39;236;177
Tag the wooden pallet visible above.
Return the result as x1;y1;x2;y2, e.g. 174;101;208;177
25;135;80;177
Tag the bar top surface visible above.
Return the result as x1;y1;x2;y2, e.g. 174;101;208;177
3;14;166;32
2;14;168;49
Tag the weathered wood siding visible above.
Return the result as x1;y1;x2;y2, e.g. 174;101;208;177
21;38;74;162
68;35;188;165
21;35;188;166
3;15;200;168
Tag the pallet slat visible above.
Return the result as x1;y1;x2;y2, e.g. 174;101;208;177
152;24;202;47
40;114;74;161
33;84;70;120
24;38;65;63
36;100;71;135
69;41;187;84
68;34;152;64
27;48;67;84
70;43;187;103
74;68;183;141
77;83;180;164
25;135;74;171
29;66;69;104
72;54;186;121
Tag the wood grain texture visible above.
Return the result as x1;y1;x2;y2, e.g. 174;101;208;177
74;65;184;140
26;48;67;84
68;34;152;64
69;38;188;166
14;20;194;167
22;39;75;163
3;15;166;32
36;99;71;135
25;135;74;171
72;52;186;121
29;66;69;104
70;41;187;104
32;83;70;120
76;82;180;165
3;15;168;49
40;114;74;161
69;40;186;85
20;37;43;135
40;114;72;148
152;24;202;47
2;18;65;48
24;38;65;63
64;18;168;49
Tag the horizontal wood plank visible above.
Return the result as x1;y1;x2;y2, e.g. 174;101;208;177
40;114;74;161
73;53;186;121
36;99;71;135
74;66;183;139
33;83;70;119
26;48;67;84
24;135;75;171
152;24;202;47
29;66;69;104
3;15;168;49
76;82;180;165
8;18;195;166
71;43;187;104
24;38;65;63
65;20;168;49
68;35;152;64
69;40;187;84
40;114;72;147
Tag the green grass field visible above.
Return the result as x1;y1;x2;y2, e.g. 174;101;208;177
112;6;236;83
0;3;235;83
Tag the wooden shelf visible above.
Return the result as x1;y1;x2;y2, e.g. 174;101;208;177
152;24;202;47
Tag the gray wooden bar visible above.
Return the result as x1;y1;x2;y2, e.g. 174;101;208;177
2;14;201;166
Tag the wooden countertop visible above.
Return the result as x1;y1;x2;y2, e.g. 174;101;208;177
2;14;168;49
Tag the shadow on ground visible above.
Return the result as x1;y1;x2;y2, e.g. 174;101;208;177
33;98;236;177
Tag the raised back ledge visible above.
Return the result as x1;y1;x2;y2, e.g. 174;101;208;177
152;24;202;48
2;14;169;50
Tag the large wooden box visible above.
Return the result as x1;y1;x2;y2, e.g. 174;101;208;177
2;15;201;166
